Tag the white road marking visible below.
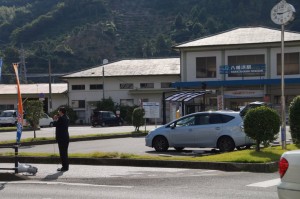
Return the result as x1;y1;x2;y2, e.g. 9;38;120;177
247;178;280;188
0;181;133;189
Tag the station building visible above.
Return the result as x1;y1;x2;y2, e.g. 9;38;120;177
172;26;300;115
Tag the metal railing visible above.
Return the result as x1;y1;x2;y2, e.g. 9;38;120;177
0;144;19;173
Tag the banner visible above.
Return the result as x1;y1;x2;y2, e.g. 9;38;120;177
0;58;2;82
13;63;23;143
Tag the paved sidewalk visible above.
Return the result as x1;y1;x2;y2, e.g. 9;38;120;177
0;163;192;181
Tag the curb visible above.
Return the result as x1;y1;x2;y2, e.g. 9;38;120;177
0;156;278;173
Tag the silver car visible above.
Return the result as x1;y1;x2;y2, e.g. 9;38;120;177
145;111;253;152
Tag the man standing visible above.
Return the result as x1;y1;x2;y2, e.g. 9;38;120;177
53;107;70;172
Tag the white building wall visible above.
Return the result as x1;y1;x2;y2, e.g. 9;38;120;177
184;46;300;83
270;46;300;79
0;94;67;113
67;75;180;123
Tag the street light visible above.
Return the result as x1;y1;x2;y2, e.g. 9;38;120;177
270;0;296;149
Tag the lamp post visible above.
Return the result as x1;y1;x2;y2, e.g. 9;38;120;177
270;0;295;149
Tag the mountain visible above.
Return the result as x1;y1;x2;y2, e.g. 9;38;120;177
0;0;299;83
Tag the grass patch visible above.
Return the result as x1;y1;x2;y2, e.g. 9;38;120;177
1;144;299;163
0;132;146;145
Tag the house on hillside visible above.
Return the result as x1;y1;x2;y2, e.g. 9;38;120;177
62;58;180;124
0;83;68;113
172;26;300;114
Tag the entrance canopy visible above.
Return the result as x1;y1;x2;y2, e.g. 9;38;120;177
165;91;205;102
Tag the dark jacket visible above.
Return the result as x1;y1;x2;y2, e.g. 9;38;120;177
53;114;70;142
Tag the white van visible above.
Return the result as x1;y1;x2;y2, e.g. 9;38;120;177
0;110;17;127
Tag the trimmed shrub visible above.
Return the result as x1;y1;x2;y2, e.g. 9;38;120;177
132;107;145;132
289;96;300;144
244;106;280;151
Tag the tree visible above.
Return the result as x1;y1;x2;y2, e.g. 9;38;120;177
132;107;145;132
50;105;77;124
244;106;280;151
95;97;115;111
119;105;138;125
174;13;185;30
25;100;44;138
289;96;300;144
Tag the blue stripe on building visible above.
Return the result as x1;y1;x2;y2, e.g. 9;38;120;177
172;78;300;88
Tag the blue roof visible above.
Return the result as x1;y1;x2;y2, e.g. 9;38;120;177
172;78;300;88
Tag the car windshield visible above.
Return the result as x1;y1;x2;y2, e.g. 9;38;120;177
0;112;13;117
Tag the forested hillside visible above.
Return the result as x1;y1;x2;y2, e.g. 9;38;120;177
0;0;299;83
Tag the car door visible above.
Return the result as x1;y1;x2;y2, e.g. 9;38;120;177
107;111;117;125
169;115;199;147
196;113;223;147
39;113;48;127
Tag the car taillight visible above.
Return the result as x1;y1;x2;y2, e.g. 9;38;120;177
279;157;289;178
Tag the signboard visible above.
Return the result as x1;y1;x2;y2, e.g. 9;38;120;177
220;64;265;74
143;102;160;119
224;90;264;98
39;93;45;101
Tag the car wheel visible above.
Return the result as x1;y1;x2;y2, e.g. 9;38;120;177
101;122;106;127
217;136;235;152
49;122;53;127
153;136;169;152
118;121;123;126
174;147;184;152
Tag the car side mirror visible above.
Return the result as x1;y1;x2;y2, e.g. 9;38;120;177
170;123;176;129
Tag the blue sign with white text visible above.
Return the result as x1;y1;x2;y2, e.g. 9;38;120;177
220;64;265;74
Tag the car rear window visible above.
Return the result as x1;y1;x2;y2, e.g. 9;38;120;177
221;114;235;123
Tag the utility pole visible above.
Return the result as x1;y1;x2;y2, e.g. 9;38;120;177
102;67;105;99
48;60;53;113
19;44;27;83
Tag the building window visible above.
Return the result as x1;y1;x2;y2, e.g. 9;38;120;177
72;85;85;90
161;82;172;88
196;57;216;78
277;52;300;75
120;83;134;89
71;100;85;108
140;83;154;89
90;84;103;90
120;99;134;106
0;104;14;112
228;54;265;77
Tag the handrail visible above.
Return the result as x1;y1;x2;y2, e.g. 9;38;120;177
0;144;19;173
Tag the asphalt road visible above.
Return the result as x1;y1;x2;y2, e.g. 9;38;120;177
0;125;158;141
0;163;279;199
0;125;292;156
